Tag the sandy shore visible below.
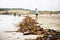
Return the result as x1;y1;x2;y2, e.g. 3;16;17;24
0;14;60;40
28;14;60;31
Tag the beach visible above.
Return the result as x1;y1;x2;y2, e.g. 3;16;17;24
0;14;60;40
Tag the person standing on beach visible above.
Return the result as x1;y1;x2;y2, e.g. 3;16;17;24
35;8;39;19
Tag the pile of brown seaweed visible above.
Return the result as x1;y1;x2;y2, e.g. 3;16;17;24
17;16;40;34
17;16;60;40
33;29;60;40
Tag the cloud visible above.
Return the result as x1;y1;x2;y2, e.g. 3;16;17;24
0;0;60;11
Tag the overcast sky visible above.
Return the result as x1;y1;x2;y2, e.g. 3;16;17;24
0;0;60;11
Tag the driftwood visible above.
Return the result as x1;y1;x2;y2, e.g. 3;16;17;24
5;31;18;33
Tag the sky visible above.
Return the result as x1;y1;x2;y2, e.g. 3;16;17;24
0;0;60;11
